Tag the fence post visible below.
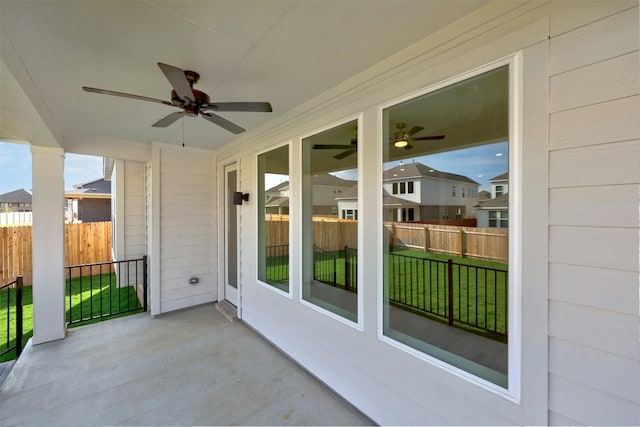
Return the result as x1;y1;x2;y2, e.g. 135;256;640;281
459;229;465;257
389;223;395;252
423;226;430;253
142;256;148;312
447;260;454;326
15;276;23;357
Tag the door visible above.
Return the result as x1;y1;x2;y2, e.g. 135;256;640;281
224;163;239;306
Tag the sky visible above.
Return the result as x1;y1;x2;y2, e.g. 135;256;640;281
0;142;104;194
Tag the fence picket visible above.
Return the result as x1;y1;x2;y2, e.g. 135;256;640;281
1;221;113;285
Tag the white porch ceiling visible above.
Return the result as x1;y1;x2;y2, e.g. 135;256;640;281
0;0;489;154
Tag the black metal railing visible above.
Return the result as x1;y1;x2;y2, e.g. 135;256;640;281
265;244;289;283
1;276;24;359
312;246;358;292
387;253;508;340
66;256;147;326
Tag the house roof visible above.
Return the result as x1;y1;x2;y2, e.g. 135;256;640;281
265;181;290;193
476;193;509;209
65;178;111;199
265;197;290;208
0;189;32;204
489;172;509;182
266;174;356;193
383;162;479;185
335;185;419;207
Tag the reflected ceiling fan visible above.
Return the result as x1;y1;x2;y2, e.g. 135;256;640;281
82;63;273;134
313;137;357;159
391;123;445;150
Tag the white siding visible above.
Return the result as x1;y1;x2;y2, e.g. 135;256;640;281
157;146;216;313
207;1;639;425
123;161;146;259
548;4;639;425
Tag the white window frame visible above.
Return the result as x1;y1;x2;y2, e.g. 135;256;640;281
376;54;523;400
298;114;364;330
255;140;293;299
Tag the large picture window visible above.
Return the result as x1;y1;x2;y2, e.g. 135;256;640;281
302;119;358;322
258;145;290;292
382;66;510;387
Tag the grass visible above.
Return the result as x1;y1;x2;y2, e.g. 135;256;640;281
386;249;508;339
265;247;508;340
1;273;142;362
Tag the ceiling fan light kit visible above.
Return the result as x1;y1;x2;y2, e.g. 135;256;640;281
82;62;272;135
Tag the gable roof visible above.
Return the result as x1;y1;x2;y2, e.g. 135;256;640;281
0;189;32;204
383;162;479;185
489;172;509;182
476;193;509;209
265;174;356;193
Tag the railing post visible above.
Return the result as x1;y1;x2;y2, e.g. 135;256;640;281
15;276;23;357
344;246;350;290
142;256;148;312
447;260;454;326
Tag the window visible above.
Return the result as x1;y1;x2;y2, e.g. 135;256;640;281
392;182;398;194
407;181;414;194
382;65;510;388
258;145;290;292
302;119;358;322
495;185;505;197
399;182;406;194
488;210;508;228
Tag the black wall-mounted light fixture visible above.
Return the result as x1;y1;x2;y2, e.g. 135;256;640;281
233;191;249;205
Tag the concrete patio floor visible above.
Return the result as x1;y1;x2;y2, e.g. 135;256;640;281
0;303;373;426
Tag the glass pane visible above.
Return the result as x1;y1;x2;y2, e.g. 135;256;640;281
227;169;237;289
302;119;358;322
382;66;509;387
258;145;290;292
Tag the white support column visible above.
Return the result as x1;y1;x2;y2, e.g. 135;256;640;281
30;146;66;344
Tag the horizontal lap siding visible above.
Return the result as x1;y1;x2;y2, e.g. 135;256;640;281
159;149;215;312
124;161;146;259
548;5;639;425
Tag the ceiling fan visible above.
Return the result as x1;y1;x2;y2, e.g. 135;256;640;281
391;123;445;150
313;137;357;159
82;63;272;134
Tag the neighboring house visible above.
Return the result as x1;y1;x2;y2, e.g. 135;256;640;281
265;174;356;216
0;188;32;212
476;172;509;228
2;2;638;426
65;178;111;222
381;162;480;221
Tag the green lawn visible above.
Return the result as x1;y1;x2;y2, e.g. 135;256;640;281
265;247;508;340
386;249;508;339
1;273;142;362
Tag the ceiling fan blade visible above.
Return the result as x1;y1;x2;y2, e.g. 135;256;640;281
334;149;356;160
202;102;273;112
82;87;174;106
200;111;245;134
152;111;185;128
404;143;414;150
407;125;424;137
313;144;354;150
157;63;194;103
411;135;446;141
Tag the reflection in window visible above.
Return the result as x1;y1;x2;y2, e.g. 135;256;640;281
302;119;358;322
382;66;510;387
258;145;289;292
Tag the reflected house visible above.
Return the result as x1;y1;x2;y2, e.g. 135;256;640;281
476;172;509;228
380;162;480;222
264;174;356;217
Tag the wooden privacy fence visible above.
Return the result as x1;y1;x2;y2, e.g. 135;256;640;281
386;222;507;263
1;221;113;285
264;216;507;263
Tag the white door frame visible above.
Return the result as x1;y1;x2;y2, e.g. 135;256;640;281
219;160;240;309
